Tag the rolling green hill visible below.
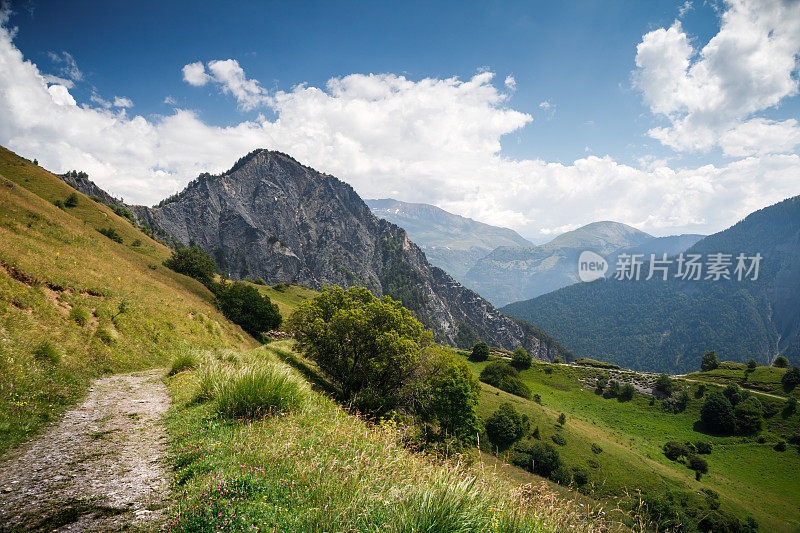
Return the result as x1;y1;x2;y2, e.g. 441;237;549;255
464;354;800;532
502;196;800;373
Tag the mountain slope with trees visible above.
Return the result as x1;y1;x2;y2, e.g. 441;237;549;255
502;196;800;372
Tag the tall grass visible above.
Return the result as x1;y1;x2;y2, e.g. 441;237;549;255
168;349;201;376
215;362;309;419
165;344;607;532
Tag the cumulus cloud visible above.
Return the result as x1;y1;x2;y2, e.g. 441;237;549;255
634;0;800;156
182;59;270;110
0;16;798;240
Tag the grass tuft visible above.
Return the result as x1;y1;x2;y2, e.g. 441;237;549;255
215;362;309;419
169;349;200;376
68;306;90;326
33;340;61;365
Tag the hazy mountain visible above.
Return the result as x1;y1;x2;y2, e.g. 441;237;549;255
502;195;800;373
463;221;655;306
127;150;569;359
365;198;532;282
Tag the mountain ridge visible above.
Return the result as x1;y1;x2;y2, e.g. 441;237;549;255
69;148;570;360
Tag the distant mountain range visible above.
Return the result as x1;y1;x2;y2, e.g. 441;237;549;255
62;150;570;360
502;195;800;373
365;198;532;282
464;221;704;306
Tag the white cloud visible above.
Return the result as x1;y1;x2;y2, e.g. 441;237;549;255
504;75;516;91
0;18;798;241
113;96;133;108
678;1;693;18
41;74;73;88
538;100;553;110
181;61;210;86
182;59;270;110
635;0;800;156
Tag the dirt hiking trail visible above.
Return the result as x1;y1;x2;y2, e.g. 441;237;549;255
0;370;171;532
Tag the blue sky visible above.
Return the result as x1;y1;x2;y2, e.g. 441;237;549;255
1;0;799;240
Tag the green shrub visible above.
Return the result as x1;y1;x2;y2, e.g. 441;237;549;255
532;426;540;439
663;441;692;461
64;192;79;207
700;392;736;434
215;363;309;419
734;396;763;434
484;403;529;450
557;412;566;426
216;281;281;341
52;198;64;209
68;306;90;326
479;362;531;399
33;340;61;364
469;341;489;362
510;346;531;369
595;375;608;391
591;443;603;454
551;433;566;446
513;441;562;478
618;383;635;401
572;466;589;486
701;350;719;371
723;383;748;406
775;440;787;452
163;245;217;287
169;350;200;376
696;383;707;398
747;359;757;372
192;362;230;403
782;366;800;391
695;441;712;454
654;374;674;395
606;380;620;398
550;464;572;485
98;227;123;243
773;356;789;368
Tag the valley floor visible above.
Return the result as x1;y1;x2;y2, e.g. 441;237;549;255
0;370;170;532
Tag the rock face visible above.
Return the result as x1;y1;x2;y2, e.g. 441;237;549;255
365;198;532;282
131;150;570;360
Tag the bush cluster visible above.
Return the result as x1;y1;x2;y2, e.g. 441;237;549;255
479;362;531;399
700;385;764;435
484;403;529;450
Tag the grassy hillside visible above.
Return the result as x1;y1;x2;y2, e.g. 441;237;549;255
685;362;798;399
465;355;800;532
246;281;318;322
162;341;606;532
0;146;255;454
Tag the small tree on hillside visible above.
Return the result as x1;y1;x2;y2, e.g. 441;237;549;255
485;402;530;451
701;350;719;371
747;359;757;372
734;396;763;435
782;366;800;391
557;413;567;426
701;392;736;435
654;374;675;396
619;383;635;401
164;245;218;287
216;281;281;341
419;349;481;443
511;346;532;369
774;356;789;368
64;192;79;207
470;341;490;362
289;286;431;416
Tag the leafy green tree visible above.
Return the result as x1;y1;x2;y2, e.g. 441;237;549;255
734;396;763;434
607;380;620;398
619;383;635;401
216;281;281;341
774;355;789;368
419;348;481;443
747;359;757;372
510;346;531;369
595;375;608;392
689;455;709;476
289;286;431;416
479;362;531;399
485;403;530;451
163;245;217;287
722;383;748;407
654;374;674;396
701;350;719;371
514;441;562;478
557;412;566;426
469;341;490;362
700;392;736;435
782;366;800;391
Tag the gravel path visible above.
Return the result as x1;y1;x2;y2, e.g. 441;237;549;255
0;370;171;532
